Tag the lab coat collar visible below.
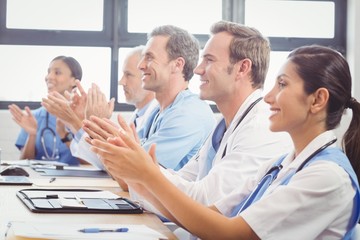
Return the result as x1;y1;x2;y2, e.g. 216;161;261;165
281;130;337;171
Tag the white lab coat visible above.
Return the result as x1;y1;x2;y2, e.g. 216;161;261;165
215;131;355;239
130;90;292;214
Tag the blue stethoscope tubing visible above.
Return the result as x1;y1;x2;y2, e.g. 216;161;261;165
40;111;58;160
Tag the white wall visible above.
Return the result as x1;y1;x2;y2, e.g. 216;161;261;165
0;110;21;160
1;1;359;160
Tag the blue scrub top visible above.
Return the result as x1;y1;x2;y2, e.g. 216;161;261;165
15;107;79;165
139;89;216;170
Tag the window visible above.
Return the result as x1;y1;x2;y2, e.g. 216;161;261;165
6;0;104;31
242;0;346;53
245;1;335;38
243;0;345;95
127;0;222;34
264;51;290;94
0;0;347;111
0;45;111;101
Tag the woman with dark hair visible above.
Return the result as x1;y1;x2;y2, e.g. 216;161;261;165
91;45;360;239
8;56;82;165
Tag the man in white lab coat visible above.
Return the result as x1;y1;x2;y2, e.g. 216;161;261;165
128;21;291;215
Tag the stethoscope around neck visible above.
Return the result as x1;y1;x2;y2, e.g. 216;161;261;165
235;137;338;215
40;112;59;160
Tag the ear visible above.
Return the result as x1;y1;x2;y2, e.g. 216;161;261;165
310;88;329;114
235;58;252;79
172;57;185;73
70;77;77;89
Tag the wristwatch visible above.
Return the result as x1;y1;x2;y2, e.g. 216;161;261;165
61;132;73;143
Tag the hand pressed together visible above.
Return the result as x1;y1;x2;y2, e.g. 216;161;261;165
83;114;138;144
90;129;160;185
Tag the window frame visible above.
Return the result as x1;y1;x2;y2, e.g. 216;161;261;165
265;0;347;54
0;0;346;113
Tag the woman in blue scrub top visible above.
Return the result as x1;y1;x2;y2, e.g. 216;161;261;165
8;56;82;165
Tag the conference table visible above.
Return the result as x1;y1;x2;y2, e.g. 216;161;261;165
0;164;177;240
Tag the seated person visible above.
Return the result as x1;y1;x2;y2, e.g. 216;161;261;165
42;46;157;170
87;21;292;216
79;25;216;174
9;56;82;165
42;80;114;167
91;45;360;239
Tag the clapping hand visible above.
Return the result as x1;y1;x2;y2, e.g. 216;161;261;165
8;104;37;136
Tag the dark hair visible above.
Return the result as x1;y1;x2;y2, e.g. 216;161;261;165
51;56;82;80
149;25;199;81
210;20;270;89
288;45;360;182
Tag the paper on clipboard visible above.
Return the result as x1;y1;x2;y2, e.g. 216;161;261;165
32;178;119;187
10;221;168;240
20;189;120;199
2;159;68;167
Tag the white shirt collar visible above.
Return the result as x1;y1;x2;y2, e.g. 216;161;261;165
226;89;263;133
282;130;337;170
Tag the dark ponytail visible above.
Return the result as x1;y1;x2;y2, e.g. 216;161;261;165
343;98;360;181
288;45;360;182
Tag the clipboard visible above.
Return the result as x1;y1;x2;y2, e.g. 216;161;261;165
36;169;110;178
0;176;32;185
16;188;143;214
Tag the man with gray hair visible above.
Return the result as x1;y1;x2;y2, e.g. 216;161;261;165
83;25;216;178
118;45;158;133
64;46;159;170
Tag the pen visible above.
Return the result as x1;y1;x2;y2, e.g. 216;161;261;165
49;177;56;183
78;227;129;233
75;195;85;205
4;221;12;238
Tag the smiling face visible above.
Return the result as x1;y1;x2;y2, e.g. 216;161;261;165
137;35;174;93
264;60;315;136
45;59;76;95
194;32;237;103
119;52;149;105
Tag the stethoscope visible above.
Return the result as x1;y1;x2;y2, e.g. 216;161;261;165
220;97;263;158
235;137;338;215
40;112;59;160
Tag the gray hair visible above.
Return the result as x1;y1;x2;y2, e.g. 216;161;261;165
149;25;199;81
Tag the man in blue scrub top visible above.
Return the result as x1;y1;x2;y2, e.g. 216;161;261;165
83;25;216;172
